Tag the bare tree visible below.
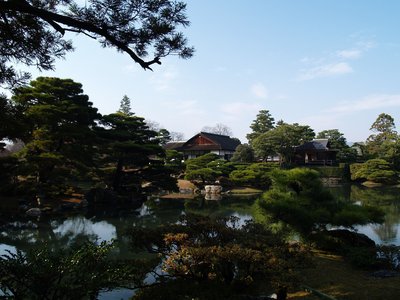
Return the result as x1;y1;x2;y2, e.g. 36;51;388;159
201;123;232;136
170;131;185;141
145;120;161;132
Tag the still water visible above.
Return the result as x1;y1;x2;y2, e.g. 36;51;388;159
0;195;256;258
0;186;399;298
329;185;400;245
1;186;400;253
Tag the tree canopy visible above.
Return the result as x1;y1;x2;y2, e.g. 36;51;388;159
252;122;314;164
130;214;310;299
118;95;133;116
366;113;399;168
370;113;396;134
317;129;357;163
0;0;194;87
0;76;175;198
246;109;275;144
10;77;100;196
231;143;254;163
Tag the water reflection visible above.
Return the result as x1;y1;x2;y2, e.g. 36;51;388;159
0;244;16;256
328;185;400;245
53;217;117;243
0;190;399;299
0;195;258;251
1;189;399;252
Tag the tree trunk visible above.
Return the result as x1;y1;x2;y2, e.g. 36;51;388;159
112;158;123;191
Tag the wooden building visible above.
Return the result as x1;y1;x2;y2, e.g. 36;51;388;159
164;132;241;160
293;139;338;165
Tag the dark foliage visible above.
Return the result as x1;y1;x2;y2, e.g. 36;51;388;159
129;214;310;299
0;0;194;87
0;241;143;299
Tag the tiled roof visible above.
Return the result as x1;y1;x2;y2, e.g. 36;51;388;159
163;142;185;150
295;139;330;151
198;132;241;151
163;132;241;152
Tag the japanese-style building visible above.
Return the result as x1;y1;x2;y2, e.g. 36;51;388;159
164;132;241;160
293;139;338;165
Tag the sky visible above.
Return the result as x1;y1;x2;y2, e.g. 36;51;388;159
21;0;400;143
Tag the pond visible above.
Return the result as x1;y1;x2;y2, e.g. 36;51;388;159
0;194;257;255
0;185;399;298
1;186;400;252
328;184;400;245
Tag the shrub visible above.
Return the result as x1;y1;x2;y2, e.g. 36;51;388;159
185;168;218;183
0;241;139;299
351;159;398;184
258;168;384;236
130;215;311;299
185;153;220;169
229;169;257;186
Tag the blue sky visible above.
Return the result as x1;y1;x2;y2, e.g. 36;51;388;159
25;0;400;143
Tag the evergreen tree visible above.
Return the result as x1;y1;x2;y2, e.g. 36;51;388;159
252;123;314;164
0;94;26;146
231;144;254;163
366;113;399;168
96;113;166;192
118;95;133;116
370;113;396;134
11;77;100;197
0;0;194;87
157;128;171;145
246;110;275;144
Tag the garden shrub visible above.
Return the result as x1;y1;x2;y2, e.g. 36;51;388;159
350;159;398;184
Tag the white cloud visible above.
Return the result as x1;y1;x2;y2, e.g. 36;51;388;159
328;94;400;113
298;62;353;81
250;83;268;99
337;49;361;59
298;37;375;81
220;102;261;116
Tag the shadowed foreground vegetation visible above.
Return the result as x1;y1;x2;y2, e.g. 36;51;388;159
290;250;400;300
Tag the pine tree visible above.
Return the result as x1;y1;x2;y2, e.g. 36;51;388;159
247;110;275;144
118;95;133;116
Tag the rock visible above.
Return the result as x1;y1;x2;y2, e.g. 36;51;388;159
327;229;376;248
179;188;193;194
26;208;41;217
204;185;222;194
205;193;222;201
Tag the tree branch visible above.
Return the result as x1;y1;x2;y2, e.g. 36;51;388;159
0;0;160;70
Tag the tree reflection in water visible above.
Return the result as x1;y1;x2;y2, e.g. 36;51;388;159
328;184;400;245
1;189;399;257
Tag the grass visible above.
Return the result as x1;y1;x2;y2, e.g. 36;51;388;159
229;187;263;194
288;250;400;300
160;193;196;199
